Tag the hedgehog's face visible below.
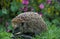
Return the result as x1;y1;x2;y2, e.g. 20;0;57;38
12;22;35;39
12;23;17;29
12;22;26;34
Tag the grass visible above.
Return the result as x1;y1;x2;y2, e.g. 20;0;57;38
0;25;12;39
0;24;60;39
33;25;60;39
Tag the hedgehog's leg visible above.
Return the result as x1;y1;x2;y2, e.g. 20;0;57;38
11;33;33;39
20;35;33;39
11;27;22;39
11;32;21;39
20;32;35;39
11;33;17;39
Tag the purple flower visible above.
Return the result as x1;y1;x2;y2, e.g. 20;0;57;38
28;6;34;11
47;0;51;4
20;6;28;12
23;7;28;12
39;4;44;9
40;13;43;17
39;12;43;17
47;0;51;2
23;0;29;1
7;29;10;32
22;0;29;5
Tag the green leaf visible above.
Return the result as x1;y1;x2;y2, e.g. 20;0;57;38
52;19;59;24
2;8;8;14
8;24;13;30
0;10;3;16
10;5;18;12
55;4;60;11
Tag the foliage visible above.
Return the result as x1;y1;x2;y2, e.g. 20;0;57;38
0;25;11;39
0;0;60;39
0;0;60;25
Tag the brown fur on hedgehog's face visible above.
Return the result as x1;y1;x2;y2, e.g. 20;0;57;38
12;22;24;33
12;17;27;33
12;17;25;29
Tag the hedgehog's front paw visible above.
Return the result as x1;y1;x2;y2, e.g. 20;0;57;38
20;35;33;39
11;35;16;39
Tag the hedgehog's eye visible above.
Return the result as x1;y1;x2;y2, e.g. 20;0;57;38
21;22;27;28
21;22;24;26
17;22;24;27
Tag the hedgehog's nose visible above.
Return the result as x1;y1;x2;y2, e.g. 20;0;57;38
12;27;21;35
7;29;12;33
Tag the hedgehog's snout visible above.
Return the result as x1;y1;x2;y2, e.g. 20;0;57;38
12;27;21;34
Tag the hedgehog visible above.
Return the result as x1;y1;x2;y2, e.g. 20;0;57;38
11;12;47;39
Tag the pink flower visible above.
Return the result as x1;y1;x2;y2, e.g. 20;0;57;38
39;12;43;17
7;29;10;32
22;0;29;5
39;4;44;9
23;7;28;12
38;12;43;17
24;0;29;1
47;0;51;4
40;13;42;17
